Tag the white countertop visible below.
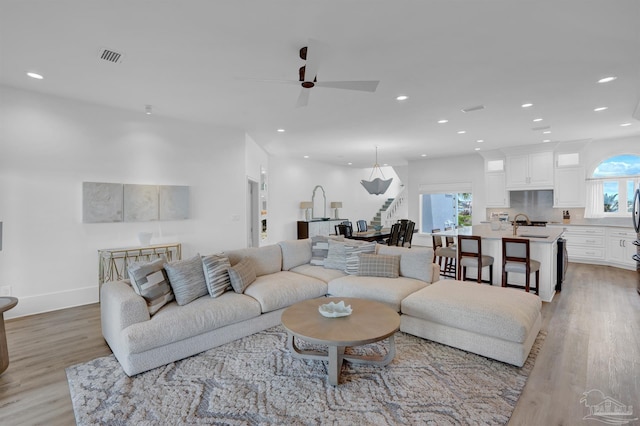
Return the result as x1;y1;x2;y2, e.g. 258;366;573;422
435;224;563;243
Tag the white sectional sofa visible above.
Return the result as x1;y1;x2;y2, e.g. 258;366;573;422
101;237;541;376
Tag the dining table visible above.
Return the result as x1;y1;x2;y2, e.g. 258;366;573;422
348;229;391;242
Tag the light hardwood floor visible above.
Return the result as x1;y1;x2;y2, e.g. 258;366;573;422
0;263;638;425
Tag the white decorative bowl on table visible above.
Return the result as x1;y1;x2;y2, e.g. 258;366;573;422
318;300;352;318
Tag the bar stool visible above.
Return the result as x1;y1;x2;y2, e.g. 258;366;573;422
432;229;456;278
457;235;494;284
501;237;539;294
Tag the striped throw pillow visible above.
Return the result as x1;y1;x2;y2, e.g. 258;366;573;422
344;242;377;275
165;254;208;306
357;253;401;278
128;256;174;315
201;254;232;298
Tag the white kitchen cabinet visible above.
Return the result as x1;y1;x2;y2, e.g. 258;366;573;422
506;151;554;189
553;167;585;208
606;229;637;270
485;172;509;207
562;226;605;263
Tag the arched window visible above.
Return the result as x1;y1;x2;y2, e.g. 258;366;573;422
586;154;640;217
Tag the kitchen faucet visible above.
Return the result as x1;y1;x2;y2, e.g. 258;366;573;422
512;213;531;236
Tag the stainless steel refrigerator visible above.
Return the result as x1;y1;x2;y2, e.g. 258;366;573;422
632;188;640;294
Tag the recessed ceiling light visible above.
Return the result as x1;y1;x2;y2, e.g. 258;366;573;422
420;154;427;157
598;76;617;83
594;106;608;112
347;162;353;165
543;131;551;134
396;95;408;101
476;139;484;143
437;119;448;124
521;103;533;108
620;123;632;127
27;72;43;79
277;128;285;133
145;105;152;115
457;130;466;134
533;118;543;122
543;139;551;143
303;155;309;159
474;147;481;151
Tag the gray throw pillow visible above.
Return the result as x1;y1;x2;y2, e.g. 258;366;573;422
128;256;174;315
357;253;401;278
228;257;257;293
324;239;347;270
201;254;232;298
165;254;208;305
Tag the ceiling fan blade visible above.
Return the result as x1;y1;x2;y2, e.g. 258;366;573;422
314;80;380;92
242;78;300;86
303;38;329;83
296;88;310;107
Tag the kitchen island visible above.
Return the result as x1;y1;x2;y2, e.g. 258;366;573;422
435;224;563;302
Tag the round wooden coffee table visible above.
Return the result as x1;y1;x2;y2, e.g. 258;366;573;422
281;297;400;386
0;297;18;375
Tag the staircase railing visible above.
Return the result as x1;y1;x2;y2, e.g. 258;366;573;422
383;188;407;226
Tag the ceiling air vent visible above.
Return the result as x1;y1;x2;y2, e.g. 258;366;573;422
98;47;124;64
532;125;551;131
461;105;485;113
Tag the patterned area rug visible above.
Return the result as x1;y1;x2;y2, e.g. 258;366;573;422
66;326;545;425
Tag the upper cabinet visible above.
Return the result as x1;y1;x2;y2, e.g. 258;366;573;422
553;152;585;208
506;151;554;189
484;158;509;207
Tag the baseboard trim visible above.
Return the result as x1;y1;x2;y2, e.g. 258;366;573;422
4;286;98;320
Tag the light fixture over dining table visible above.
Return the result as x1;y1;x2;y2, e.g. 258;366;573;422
361;146;392;195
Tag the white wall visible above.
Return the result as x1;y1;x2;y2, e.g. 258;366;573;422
267;157;403;242
0;86;248;318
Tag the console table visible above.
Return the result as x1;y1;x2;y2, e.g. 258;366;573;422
297;219;345;239
98;243;182;287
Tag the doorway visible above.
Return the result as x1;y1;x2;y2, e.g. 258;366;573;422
247;179;259;247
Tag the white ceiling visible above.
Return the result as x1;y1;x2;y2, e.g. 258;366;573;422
2;0;640;167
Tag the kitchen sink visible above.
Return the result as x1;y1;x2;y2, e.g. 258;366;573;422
518;234;549;238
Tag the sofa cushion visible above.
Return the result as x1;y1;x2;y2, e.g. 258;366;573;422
228;257;257;293
344;242;377;274
401;280;542;343
127;257;174;315
243;271;328;313
279;239;312;271
201;254;232;297
310;235;345;266
122;291;262;354
290;264;347;283
375;245;435;283
357;253;400;278
225;245;282;276
327;275;428;312
165;254;208;306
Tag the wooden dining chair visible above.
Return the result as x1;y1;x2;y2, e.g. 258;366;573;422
402;221;415;248
336;224;353;238
386;223;402;246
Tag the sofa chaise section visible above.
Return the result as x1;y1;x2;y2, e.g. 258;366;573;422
400;280;542;367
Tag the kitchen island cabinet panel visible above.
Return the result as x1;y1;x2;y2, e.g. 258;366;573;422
435;225;562;302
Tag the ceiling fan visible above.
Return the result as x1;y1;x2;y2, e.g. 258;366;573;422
263;39;380;107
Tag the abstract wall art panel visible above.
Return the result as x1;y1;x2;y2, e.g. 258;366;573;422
83;182;124;223
159;185;189;220
124;184;159;222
